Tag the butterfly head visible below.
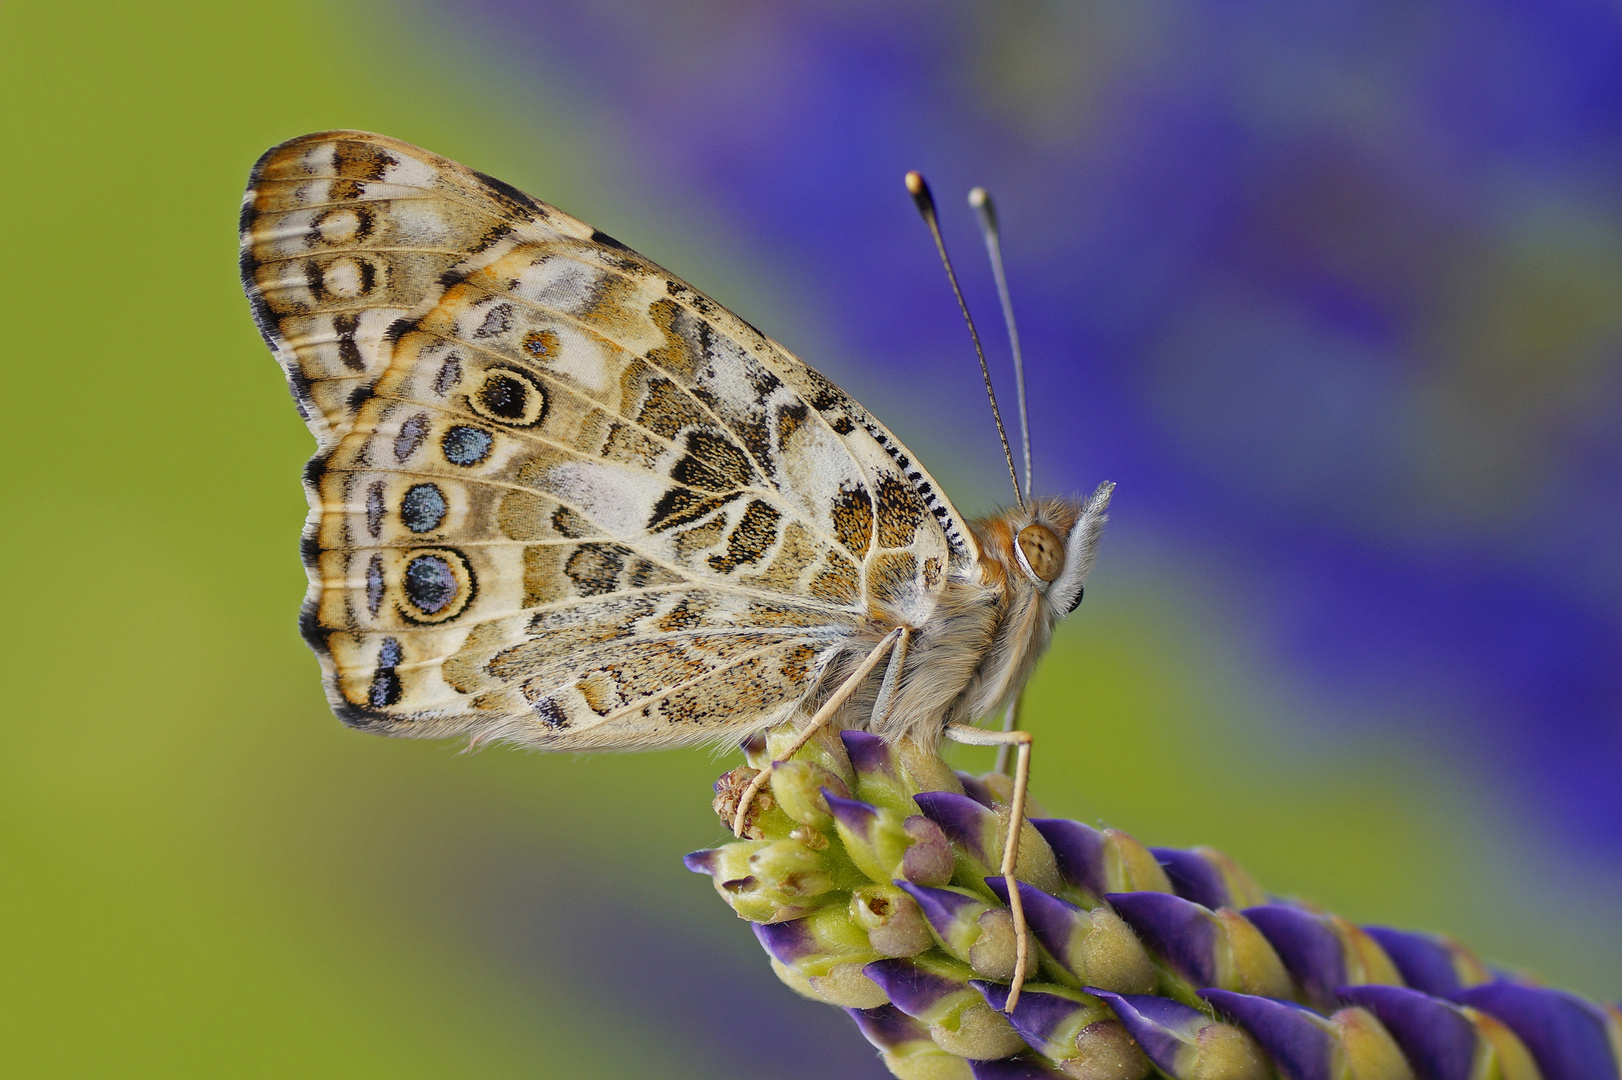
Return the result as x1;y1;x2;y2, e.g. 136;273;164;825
976;482;1115;617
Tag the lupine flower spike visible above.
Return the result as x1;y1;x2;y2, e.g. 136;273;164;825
689;721;1622;1080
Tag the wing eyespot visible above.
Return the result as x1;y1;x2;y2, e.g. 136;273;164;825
397;548;477;623
468;366;547;427
441;425;494;466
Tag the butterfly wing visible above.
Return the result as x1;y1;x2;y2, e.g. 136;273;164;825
241;131;978;749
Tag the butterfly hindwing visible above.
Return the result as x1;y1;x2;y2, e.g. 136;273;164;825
242;131;978;749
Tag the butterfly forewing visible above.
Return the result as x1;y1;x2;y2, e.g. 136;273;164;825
242;131;978;749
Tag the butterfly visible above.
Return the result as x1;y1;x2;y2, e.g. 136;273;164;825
239;131;1112;1007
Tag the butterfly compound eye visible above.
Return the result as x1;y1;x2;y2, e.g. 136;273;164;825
1015;524;1064;583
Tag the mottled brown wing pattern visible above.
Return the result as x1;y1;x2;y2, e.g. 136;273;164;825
240;134;526;448
241;131;978;749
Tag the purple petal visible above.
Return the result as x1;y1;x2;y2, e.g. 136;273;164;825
682;849;720;875
957;771;1001;808
840;730;896;780
1153;847;1232;910
972;979;1012;1012
1361;927;1464;995
1338;984;1478;1080
1083;987;1206;1074
1452;982;1617;1080
986;878;1089;967
822;789;879;834
1243;904;1346;1011
753;918;820;965
864;958;965;1017
847;1003;931;1050
1031;818;1107;898
972;980;1091;1049
969;1056;1069;1079
895;880;983;936
1200;989;1334;1080
1106;891;1219;987
914;790;1000;868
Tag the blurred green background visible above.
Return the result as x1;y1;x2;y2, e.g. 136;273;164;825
2;2;1616;1077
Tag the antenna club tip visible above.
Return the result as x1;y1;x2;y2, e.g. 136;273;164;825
905;170;937;218
968;186;989;207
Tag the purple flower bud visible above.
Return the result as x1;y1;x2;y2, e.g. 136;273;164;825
972;982;1087;1052
1244;904;1345;1011
848;1003;975;1078
989;878;1155;993
1106;891;1219;988
1197;847;1270;909
824;789;879;834
1083;988;1227;1078
1338;984;1478;1080
682;849;720;875
867;957;972;1019
957;771;1002;809
1032;819;1107;901
841;730;896;778
1361;926;1490;996
1453;982;1619;1080
1153;847;1232;910
838;730;924;816
1200;989;1335;1080
894;882;1017;976
916;790;1003;876
974;982;1152;1080
899;881;988;944
824;789;908;882
847;1003;932;1051
866;956;1027;1059
753;919;821;965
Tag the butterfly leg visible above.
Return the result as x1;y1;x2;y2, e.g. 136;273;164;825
944;721;1034;1012
870;625;913;727
731;627;907;838
993;692;1023;775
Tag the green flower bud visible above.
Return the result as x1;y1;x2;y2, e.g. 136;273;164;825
755;907;887;1007
1106;892;1292;1003
865;954;1029;1060
769;758;851;828
854;884;936;958
973;981;1151;1080
754;725;857;790
1090;988;1269;1080
987;878;1155;993
913;791;1064;898
849;1005;977;1080
826;790;921;884
684;837;836;922
897;881;1031;980
843;731;922;814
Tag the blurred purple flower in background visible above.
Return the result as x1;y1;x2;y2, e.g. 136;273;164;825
467;0;1622;856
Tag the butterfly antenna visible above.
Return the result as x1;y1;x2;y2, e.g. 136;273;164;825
906;171;1024;510
969;187;1032;502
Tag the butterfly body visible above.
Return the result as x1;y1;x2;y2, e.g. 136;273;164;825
240;131;1110;757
